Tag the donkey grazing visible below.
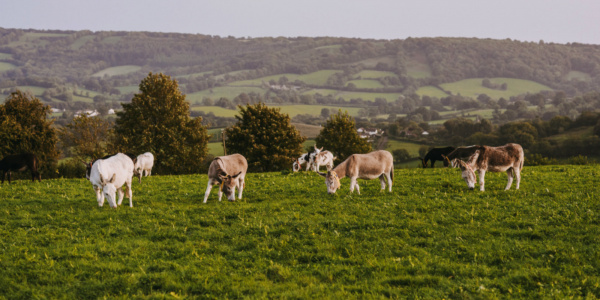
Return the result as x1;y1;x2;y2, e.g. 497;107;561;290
83;153;137;180
318;150;393;194
419;146;455;168
88;153;135;208
203;154;248;203
444;143;524;191
292;145;323;172
0;153;41;184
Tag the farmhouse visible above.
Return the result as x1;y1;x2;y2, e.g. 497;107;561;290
357;127;383;139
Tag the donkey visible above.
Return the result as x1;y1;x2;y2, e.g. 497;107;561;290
419;146;455;168
203;154;248;203
292;145;323;172
444;143;524;191
0;153;41;184
311;150;335;172
318;150;393;194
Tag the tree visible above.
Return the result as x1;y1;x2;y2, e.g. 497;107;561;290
60;114;112;161
111;73;210;174
315;110;372;163
225;103;305;171
0;90;60;176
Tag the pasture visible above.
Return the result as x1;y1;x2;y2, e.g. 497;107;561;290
0;166;599;298
92;65;142;78
440;78;552;99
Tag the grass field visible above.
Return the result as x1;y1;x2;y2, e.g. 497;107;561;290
416;86;450;98
230;70;341;87
0;62;17;72
70;35;95;50
92;65;142;77
0;165;599;298
440;78;552;99
346;79;385;89
384;139;426;157
0;52;12;60
187;87;265;103
354;70;398;79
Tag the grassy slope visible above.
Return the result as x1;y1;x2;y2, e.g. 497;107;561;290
440;78;552;99
0;166;599;298
0;62;16;72
92;65;142;77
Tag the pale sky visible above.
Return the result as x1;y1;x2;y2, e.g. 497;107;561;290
1;0;599;45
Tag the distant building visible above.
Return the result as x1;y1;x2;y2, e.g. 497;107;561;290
74;110;99;117
357;127;383;139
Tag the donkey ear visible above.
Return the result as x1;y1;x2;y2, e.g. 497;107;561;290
109;173;116;183
231;172;243;179
319;147;323;151
317;172;327;177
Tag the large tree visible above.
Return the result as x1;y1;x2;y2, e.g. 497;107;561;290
111;73;210;174
225;103;305;171
59;114;112;161
315;110;372;163
0;90;60;176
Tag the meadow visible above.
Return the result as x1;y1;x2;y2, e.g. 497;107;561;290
0;165;599;298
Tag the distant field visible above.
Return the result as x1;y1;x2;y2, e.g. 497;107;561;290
566;71;591;81
14;86;47;96
440;78;552;99
346;79;385;89
416;86;449;98
350;56;395;68
230;70;340;86
92;65;142;77
70;35;94;50
335;91;402;102
0;62;17;72
406;59;432;79
385;139;426;157
0;52;12;59
274;105;361;118
191;106;239;118
207;142;225;156
546;126;595;141
292;123;322;138
354;70;398;79
213;70;251;80
116;85;140;94
187;86;265;103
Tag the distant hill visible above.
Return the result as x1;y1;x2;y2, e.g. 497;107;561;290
1;27;599;121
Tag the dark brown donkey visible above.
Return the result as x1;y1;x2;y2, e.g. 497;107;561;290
444;143;524;191
0;153;41;183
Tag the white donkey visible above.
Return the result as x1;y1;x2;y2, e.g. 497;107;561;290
89;153;134;208
134;152;154;183
311;150;335;172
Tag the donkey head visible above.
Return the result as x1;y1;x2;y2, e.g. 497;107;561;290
218;171;243;201
452;159;476;190
99;173;119;208
318;170;341;194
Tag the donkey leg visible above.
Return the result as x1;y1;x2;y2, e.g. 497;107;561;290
379;175;386;191
515;169;521;190
117;187;125;206
349;177;359;194
505;168;514;190
238;177;245;200
126;181;133;207
478;170;486;191
203;179;215;203
386;171;393;192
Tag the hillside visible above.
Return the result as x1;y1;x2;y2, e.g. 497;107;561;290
1;27;600;126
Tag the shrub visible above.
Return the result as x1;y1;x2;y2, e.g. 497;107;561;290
569;155;594;165
526;153;557;166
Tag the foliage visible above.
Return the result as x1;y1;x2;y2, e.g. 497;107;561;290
315;110;372;163
392;148;411;163
0;166;599;298
111;73;210;174
56;158;87;178
0;90;59;176
59;114;112;161
225;103;306;171
526;153;558;166
569;155;595;165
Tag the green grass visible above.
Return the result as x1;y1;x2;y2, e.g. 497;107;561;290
230;70;341;86
191;106;239;117
416;86;449;98
440;78;552;99
292;123;322;138
566;71;591;81
346;79;385;89
70;35;95;50
0;52;13;60
385;139;426;157
14;86;47;96
187;86;265;103
546;126;595;141
116;85;140;94
350;56;395;69
92;65;142;77
0;165;599;298
208;142;225;156
354;70;398;79
274;105;361;118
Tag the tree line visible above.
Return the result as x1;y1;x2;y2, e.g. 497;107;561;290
0;73;373;179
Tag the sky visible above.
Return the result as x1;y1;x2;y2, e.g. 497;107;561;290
1;0;599;45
